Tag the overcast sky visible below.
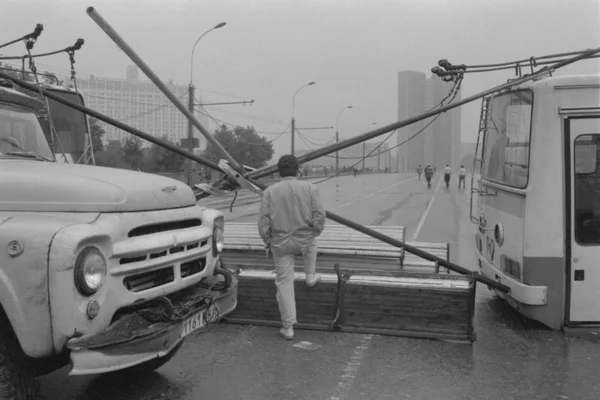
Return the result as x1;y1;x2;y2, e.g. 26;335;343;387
2;0;599;160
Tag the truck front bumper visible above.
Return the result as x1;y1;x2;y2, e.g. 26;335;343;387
66;274;238;376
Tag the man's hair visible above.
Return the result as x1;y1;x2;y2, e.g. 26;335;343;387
277;154;300;177
461;165;464;168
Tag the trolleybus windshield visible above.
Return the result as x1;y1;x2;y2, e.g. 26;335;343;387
482;90;533;188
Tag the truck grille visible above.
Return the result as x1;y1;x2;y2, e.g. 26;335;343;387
119;239;208;265
123;266;175;292
128;219;202;238
122;256;207;292
181;258;207;278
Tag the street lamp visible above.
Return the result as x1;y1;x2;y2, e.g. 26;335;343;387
335;105;353;175
291;81;315;156
362;122;377;172
186;21;227;185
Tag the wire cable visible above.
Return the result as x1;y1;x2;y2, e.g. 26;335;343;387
310;73;463;184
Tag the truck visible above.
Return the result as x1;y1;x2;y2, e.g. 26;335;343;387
0;82;238;399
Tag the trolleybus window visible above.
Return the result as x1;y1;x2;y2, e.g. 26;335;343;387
482;90;533;188
574;134;600;245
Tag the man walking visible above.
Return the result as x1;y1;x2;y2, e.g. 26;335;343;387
458;165;467;191
444;164;452;190
416;165;423;180
258;154;326;340
424;164;433;189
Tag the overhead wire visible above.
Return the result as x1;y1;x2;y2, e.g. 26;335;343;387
311;73;463;184
432;48;600;80
195;102;291;140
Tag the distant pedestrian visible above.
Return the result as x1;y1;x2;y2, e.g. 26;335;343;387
444;164;452;190
458;165;466;191
416;165;423;180
258;154;325;341
424;164;433;189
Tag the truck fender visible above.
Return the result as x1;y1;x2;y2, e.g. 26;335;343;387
0;216;75;358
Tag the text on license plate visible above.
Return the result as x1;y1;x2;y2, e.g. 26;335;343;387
180;310;206;338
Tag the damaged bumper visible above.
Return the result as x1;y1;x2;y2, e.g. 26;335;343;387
67;274;238;375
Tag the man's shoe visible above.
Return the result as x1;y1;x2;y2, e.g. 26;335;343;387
306;273;321;287
280;327;294;340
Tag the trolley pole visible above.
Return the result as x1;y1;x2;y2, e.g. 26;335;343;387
362;142;366;172
335;129;339;175
291;116;295;156
187;83;195;185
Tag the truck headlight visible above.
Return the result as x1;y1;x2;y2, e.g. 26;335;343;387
74;247;107;296
212;217;225;256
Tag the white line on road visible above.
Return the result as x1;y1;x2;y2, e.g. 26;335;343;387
331;176;416;211
411;176;442;241
330;334;373;400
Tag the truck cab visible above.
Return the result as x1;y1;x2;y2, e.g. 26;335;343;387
0;84;237;398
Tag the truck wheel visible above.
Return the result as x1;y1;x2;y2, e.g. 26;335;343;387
124;341;184;374
0;315;42;400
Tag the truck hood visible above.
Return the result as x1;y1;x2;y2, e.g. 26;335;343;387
0;160;196;212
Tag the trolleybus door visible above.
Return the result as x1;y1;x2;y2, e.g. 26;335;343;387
567;117;600;323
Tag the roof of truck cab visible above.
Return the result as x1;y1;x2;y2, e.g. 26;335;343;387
0;86;44;111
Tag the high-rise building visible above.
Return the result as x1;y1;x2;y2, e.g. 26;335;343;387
397;71;426;172
77;65;209;148
397;70;462;172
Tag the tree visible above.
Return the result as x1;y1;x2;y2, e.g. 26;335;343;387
122;136;144;170
146;135;187;173
203;124;274;168
88;117;106;153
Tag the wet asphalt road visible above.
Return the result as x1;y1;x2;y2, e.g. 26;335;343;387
40;173;600;400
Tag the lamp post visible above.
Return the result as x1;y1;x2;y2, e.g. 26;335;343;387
335;105;353;175
187;21;226;184
291;81;315;156
362;122;376;172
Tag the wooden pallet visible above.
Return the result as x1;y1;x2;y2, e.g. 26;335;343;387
223;265;477;342
223;223;451;274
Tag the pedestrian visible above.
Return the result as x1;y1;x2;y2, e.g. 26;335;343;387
424;164;433;189
458;165;467;191
444;164;452;190
416;165;423;180
258;154;326;341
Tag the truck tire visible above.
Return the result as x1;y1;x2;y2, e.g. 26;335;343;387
123;341;184;374
0;314;42;400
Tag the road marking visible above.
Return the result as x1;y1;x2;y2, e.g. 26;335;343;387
331;176;416;211
330;334;373;400
411;176;442;241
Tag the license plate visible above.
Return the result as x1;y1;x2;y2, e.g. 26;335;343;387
180;310;206;338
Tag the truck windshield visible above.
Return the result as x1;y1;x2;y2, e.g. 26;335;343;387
0;103;54;161
43;90;89;160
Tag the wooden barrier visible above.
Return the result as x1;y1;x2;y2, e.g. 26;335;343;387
223;222;451;274
223;266;477;342
220;222;476;342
